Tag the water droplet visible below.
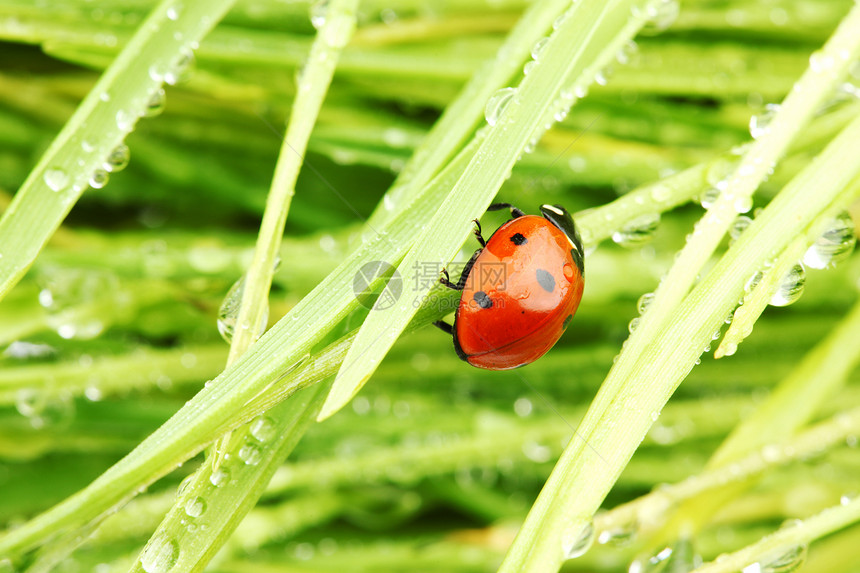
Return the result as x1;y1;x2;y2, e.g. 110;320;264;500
184;496;205;518
513;397;533;417
803;212;856;269
38;268;121;340
310;0;328;29
700;187;721;209
166;3;182;20
734;195;753;214
562;519;595;559
597;518;638;546
485;87;517;127
144;88;166;117
44;167;69;192
750;104;780;139
809;50;835;74
523;60;537;76
209;467;230;487
176;474;195;498
616;40;640;66
628;317;641;333
633;0;680;34
531;37;549;61
730;215;753;242
744;269;764;294
741;544;806;573
249;416;276;442
769;264;805;307
164;47;194;85
637;292;655;314
104;142;130;172
89;168;109;189
611;214;660;247
116;108;137;131
217;275;269;343
238;442;262;465
140;533;179;573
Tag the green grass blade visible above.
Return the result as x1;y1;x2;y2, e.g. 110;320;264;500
0;0;238;301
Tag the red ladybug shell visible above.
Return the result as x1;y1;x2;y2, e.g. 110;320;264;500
453;215;584;370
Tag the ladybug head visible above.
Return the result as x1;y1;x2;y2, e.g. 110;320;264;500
540;204;584;275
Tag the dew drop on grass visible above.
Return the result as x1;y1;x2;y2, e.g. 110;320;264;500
166;3;182;21
597;518;638;546
249;416;276;442
184;496;206;518
238;442;262;465
741;544;807;573
164;46;194;85
637;292;655;314
217;275;269;343
485;87;517;127
611;213;660;247
140;533;179;573
104;142;130;172
628;317;640;333
769;264;805;307
699;187;721;209
730;215;753;242
633;0;680;34
562;518;595;559
89;168;109;189
531;37;549;61
209;467;230;487
310;0;329;29
44;167;69;192
144;88;166;117
803;212;856;269
616;40;640;65
749;103;780;139
38;268;121;340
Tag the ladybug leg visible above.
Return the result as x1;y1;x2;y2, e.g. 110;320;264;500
487;202;526;218
433;320;453;335
439;268;463;291
472;219;486;247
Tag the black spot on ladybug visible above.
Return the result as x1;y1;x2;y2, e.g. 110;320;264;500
536;269;555;293
510;233;527;245
473;290;493;309
562;315;573;329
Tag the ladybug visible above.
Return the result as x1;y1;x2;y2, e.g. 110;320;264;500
435;203;585;370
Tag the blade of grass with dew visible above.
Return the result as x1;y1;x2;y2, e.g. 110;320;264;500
365;0;572;227
601;4;860;417
209;0;359;468
596;395;860;543
320;0;642;420
125;3;359;570
714;220;824;359
127;383;329;573
0;114;476;561
690;496;860;573
636;292;860;556
497;110;860;572
0;0;239;302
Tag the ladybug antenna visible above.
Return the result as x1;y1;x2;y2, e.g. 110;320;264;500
487;202;525;219
540;204;584;275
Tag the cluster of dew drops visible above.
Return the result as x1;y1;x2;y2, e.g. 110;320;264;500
42;1;195;201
